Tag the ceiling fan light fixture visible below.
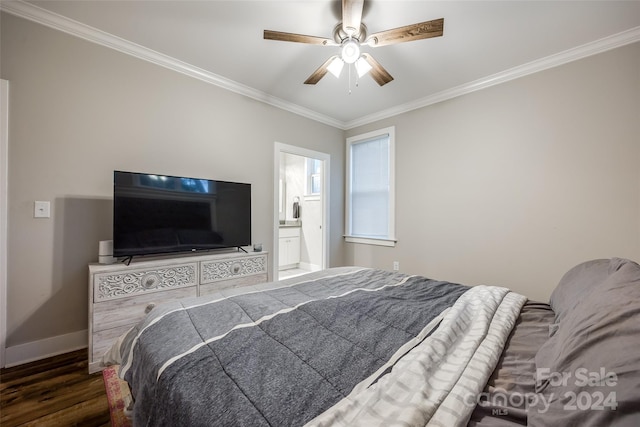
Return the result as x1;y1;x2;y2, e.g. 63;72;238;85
341;39;360;64
355;56;372;78
327;57;345;78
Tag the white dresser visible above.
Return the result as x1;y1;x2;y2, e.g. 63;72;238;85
88;250;268;373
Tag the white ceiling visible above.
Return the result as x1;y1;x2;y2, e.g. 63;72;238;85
7;1;640;128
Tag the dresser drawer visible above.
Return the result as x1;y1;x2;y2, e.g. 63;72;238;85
200;254;267;284
92;286;197;333
91;286;197;364
93;263;197;302
199;273;268;296
92;324;133;363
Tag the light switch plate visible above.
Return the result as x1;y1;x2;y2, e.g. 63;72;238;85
34;201;51;218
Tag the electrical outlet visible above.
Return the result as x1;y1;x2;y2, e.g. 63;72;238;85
393;261;400;271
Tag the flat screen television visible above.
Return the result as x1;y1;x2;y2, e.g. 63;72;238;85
113;171;251;258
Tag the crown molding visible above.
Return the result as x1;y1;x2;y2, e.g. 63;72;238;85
345;26;640;129
2;1;638;131
0;0;345;129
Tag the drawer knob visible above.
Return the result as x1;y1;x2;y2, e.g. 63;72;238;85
231;262;241;274
145;303;156;314
142;273;161;289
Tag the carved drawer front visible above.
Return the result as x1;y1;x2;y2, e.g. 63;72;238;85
200;254;267;284
94;263;197;302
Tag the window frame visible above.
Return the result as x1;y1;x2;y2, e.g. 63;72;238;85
344;126;396;247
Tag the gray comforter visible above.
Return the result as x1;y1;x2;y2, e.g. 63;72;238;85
115;267;470;426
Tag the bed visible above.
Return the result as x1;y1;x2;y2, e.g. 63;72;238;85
104;258;640;426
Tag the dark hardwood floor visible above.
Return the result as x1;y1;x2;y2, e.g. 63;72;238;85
0;349;111;426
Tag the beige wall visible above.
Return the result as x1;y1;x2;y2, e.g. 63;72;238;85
346;42;640;302
0;13;345;348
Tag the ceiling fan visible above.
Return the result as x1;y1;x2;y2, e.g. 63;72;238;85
264;0;444;87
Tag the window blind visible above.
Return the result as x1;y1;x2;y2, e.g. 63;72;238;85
349;134;390;239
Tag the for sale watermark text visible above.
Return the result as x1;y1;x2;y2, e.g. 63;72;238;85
464;368;619;415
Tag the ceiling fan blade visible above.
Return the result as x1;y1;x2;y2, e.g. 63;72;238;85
304;56;339;85
365;18;444;47
361;54;394;86
342;0;364;36
264;30;337;46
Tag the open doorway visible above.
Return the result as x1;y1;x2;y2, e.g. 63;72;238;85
273;143;330;280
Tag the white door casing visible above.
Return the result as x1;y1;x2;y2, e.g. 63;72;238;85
1;79;9;368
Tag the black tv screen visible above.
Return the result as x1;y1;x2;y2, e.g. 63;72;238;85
113;171;251;257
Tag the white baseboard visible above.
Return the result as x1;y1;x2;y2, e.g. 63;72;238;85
4;329;87;368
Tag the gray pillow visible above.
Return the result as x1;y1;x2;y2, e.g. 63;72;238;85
549;258;626;322
530;258;640;426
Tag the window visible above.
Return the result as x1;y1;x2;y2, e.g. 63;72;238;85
305;158;322;196
345;126;396;246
